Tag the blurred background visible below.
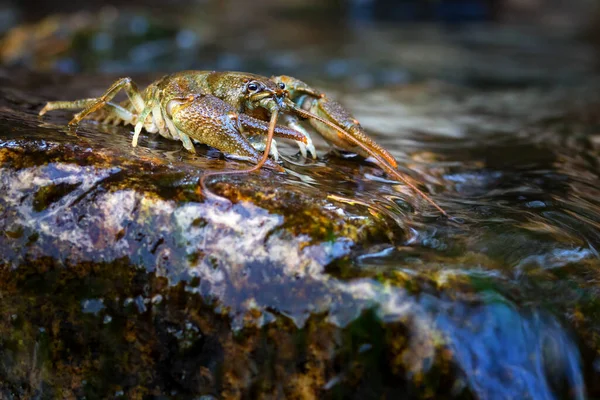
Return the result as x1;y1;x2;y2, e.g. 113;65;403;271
1;0;599;89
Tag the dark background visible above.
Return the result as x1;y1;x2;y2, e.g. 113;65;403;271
1;0;599;88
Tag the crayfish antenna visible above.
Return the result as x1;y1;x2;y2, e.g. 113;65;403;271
199;111;280;200
245;110;278;173
290;105;448;217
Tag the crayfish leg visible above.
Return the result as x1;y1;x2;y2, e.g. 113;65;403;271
40;99;135;126
39;98;97;116
63;77;145;126
245;135;280;161
279;115;317;159
237;113;312;159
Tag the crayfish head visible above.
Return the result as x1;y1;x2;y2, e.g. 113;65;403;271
271;75;320;99
242;76;289;115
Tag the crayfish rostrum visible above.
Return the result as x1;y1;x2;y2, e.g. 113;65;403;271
39;70;446;215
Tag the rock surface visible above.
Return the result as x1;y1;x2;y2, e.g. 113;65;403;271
0;72;425;399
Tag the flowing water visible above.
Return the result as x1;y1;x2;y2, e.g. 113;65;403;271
1;2;600;398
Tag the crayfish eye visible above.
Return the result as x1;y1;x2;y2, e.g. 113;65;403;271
278;82;286;90
247;82;259;92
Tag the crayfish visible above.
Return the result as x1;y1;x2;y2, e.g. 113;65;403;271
39;70;447;216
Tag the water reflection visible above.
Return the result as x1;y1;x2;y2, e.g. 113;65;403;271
435;299;586;400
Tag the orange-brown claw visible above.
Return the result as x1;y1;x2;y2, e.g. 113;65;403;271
307;96;398;169
272;75;397;167
168;94;282;170
272;75;446;215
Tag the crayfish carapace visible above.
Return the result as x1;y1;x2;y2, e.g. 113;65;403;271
39;70;447;216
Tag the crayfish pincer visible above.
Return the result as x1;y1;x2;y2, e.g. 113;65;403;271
39;70;447;216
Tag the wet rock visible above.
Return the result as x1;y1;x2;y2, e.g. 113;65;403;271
1;70;599;399
0;85;404;317
0;73;419;398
